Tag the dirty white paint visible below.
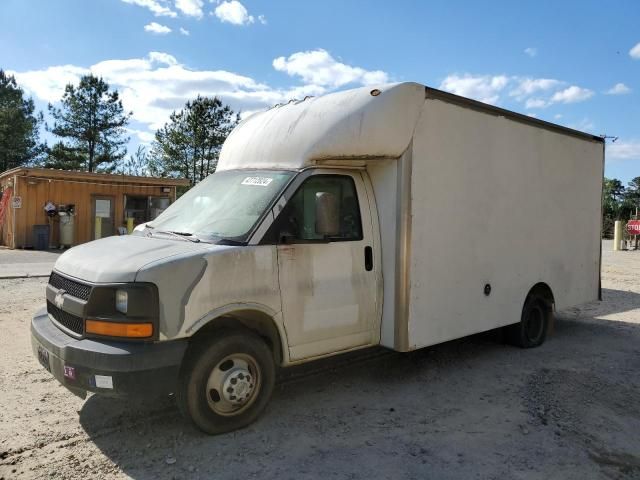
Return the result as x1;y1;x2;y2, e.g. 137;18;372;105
277;170;380;361
54;235;211;283
365;159;398;348
405;97;603;349
137;245;283;341
217;83;425;171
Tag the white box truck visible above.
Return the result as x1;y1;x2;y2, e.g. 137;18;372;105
31;82;604;434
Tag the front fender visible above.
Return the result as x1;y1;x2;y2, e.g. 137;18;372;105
183;303;290;366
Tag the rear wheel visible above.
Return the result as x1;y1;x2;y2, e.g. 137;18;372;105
177;330;275;435
506;295;552;348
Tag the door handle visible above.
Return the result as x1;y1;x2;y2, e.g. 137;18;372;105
364;246;373;271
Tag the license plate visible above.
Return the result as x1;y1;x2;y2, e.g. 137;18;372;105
37;345;51;372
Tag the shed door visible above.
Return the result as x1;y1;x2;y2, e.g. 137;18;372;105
92;195;115;239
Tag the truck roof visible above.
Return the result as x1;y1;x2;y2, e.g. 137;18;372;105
217;82;603;172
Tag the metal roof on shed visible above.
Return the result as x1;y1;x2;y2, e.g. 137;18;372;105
0;167;190;187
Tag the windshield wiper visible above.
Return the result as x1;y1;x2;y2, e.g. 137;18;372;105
216;238;245;246
151;230;201;243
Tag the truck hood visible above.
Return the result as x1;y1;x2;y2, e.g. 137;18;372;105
54;235;223;283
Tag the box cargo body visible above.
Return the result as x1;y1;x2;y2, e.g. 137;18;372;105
372;88;603;351
31;82;604;434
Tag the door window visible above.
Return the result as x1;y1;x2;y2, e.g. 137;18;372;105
281;175;363;242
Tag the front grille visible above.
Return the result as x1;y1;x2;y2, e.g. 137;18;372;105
47;300;84;336
49;272;91;301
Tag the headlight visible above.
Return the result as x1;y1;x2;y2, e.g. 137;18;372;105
85;283;159;341
115;289;128;314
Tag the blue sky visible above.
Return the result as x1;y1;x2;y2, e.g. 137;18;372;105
1;0;639;182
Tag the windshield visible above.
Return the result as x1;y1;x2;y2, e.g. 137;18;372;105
147;170;294;243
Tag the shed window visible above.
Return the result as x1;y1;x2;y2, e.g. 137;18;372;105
124;196;170;226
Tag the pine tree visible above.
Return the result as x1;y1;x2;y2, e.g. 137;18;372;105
48;74;131;172
0;70;44;172
120;145;149;176
42;142;86;171
149;96;239;184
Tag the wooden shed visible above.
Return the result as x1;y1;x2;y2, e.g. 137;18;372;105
0;167;190;249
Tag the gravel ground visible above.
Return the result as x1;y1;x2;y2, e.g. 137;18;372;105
1;242;639;479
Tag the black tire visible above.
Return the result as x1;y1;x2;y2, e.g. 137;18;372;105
177;330;275;435
506;295;551;348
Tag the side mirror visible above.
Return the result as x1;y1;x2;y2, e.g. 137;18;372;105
315;192;340;237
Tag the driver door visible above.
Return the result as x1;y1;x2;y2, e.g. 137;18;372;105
274;171;379;361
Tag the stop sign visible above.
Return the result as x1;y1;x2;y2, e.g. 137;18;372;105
627;220;640;235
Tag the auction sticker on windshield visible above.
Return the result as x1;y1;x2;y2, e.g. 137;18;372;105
241;176;273;186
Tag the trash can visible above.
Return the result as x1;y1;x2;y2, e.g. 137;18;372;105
59;211;75;247
32;224;50;250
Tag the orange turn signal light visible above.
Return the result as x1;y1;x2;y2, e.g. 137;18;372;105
85;320;153;338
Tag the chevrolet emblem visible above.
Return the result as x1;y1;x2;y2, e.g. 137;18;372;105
54;289;66;309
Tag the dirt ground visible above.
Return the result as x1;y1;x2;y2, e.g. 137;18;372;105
1;242;639;479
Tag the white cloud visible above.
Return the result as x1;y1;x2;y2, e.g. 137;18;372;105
257;14;267;25
175;0;203;18
273;49;388;89
630;42;640;59
179;27;190;35
10;65;89;103
607;141;640;161
440;74;595;108
524;98;548;109
605;83;631;95
214;1;254;25
551;85;594;104
439;74;509;104
127;127;156;144
147;51;178;65
13;52;299;134
13;49;390;144
144;22;172;34
509;78;561;99
524;47;537;57
554;114;563;120
121;0;177;17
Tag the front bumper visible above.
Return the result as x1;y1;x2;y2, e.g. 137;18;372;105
31;307;188;398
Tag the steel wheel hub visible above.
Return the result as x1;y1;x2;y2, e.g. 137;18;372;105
222;367;254;405
205;353;261;416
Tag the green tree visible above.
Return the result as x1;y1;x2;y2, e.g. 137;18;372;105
0;70;44;172
602;177;640;237
603;178;625;217
120;145;149;176
42;141;86;170
48;74;131;172
149;96;239;185
624;177;640;213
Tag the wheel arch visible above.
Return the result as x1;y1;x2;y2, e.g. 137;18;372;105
526;282;555;309
186;304;288;366
524;282;556;335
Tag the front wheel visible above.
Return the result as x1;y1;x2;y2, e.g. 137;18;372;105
177;330;275;435
506;295;552;348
